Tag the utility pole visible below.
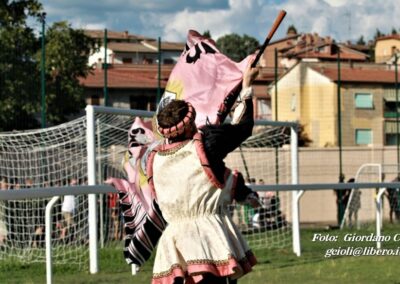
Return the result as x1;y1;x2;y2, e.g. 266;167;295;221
103;29;108;106
157;37;161;105
337;46;345;226
40;12;46;128
395;53;399;177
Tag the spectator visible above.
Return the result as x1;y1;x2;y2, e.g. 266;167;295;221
0;177;8;246
385;177;400;224
345;178;361;228
107;192;120;240
334;177;351;226
254;188;287;230
60;178;77;242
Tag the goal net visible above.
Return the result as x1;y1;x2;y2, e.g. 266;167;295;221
0;111;135;268
0;117;90;266
0;106;297;269
225;124;293;249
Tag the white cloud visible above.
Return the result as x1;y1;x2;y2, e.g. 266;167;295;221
323;0;346;7
145;0;268;41
39;0;400;44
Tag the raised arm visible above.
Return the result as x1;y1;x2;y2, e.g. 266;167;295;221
200;64;260;160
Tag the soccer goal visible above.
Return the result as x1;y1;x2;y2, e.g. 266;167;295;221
340;163;383;230
0;105;300;277
0;107;152;272
225;121;298;252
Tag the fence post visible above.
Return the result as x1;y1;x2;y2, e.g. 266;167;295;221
86;105;99;273
45;196;60;284
291;125;302;256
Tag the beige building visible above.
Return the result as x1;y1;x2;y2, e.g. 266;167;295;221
271;62;400;147
375;34;400;63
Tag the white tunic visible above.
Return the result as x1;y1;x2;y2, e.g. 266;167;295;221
151;139;256;283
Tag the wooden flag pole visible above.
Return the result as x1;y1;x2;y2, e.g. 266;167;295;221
217;10;287;124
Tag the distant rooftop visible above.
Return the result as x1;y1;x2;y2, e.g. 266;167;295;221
84;29;154;41
311;66;400;84
376;34;400;42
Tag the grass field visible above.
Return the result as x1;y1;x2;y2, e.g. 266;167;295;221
1;225;400;284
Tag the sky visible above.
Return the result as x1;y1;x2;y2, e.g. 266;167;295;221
38;0;400;44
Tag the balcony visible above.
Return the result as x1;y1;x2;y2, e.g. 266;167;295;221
384;111;399;118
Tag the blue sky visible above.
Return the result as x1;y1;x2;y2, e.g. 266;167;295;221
38;0;400;43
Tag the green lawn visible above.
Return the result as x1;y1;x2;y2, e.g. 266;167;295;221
2;225;400;284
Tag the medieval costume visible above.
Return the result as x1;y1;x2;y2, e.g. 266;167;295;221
149;87;258;284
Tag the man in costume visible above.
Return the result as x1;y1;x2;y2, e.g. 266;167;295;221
148;62;260;284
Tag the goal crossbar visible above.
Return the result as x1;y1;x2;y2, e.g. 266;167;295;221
2;182;399;201
0;185;117;200
251;182;400;191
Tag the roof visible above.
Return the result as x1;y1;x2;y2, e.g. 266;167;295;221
80;65;172;89
107;42;157;53
376;34;400;42
80;64;269;92
84;30;154;41
296;50;367;61
269;33;369;63
311;66;400;84
143;40;185;51
342;43;371;53
286;43;367;61
269;34;301;45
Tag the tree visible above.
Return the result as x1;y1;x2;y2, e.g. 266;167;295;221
356;35;366;45
39;21;97;125
0;0;43;131
216;33;259;62
0;1;97;130
202;30;211;39
392;28;398;35
287;24;298;35
374;29;384;40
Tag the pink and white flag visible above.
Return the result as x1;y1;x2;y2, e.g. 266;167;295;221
157;30;252;127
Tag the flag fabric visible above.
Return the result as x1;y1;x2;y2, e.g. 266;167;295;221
157;30;251;127
106;117;166;266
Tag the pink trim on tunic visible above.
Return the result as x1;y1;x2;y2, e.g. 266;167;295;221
152;251;257;284
148;135;228;191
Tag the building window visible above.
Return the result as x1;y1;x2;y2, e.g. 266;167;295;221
163;58;174;64
90;95;100;105
122;57;132;64
354;93;373;109
290;93;296;112
130;95;157;111
386;134;399;145
130;96;148;110
256;99;271;119
384;121;400;145
355;129;372;145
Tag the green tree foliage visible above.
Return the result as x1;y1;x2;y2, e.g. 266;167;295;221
286;24;298;35
0;1;97;130
216;33;259;62
0;0;43;131
374;29;384;40
40;21;97;125
202;30;211;39
392;28;397;35
356;36;366;45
